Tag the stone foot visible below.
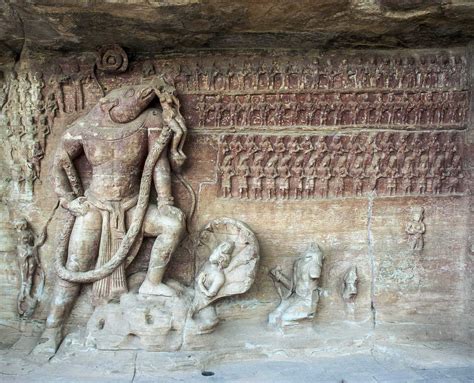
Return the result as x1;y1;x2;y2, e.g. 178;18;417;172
138;278;176;297
33;327;63;356
193;306;219;334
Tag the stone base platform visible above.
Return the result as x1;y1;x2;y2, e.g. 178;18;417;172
86;282;201;352
86;286;374;353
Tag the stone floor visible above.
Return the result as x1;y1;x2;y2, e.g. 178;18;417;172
0;328;472;383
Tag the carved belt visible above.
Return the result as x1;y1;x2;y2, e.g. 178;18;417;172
85;191;141;305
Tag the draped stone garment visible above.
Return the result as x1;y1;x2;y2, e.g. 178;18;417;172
86;191;143;305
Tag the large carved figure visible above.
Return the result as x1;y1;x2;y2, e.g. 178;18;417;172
37;78;188;353
269;243;324;327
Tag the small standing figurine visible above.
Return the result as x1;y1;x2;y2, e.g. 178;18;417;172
269;243;324;327
405;207;426;251
14;218;45;318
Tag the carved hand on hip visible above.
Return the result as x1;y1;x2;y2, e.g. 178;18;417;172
62;197;90;217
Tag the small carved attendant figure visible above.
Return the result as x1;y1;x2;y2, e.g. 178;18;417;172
14;218;45;318
292;154;305;199
236;155;251;199
385;154;399;196
288;136;301;155
196;95;207;127
316;154;331;198
229;135;243;156
156;85;188;171
350;156;365;196
45;92;59;129
333;155;348;197
190;218;259;335
30;142;45;180
304;158;316;197
220;154;235;198
277;154;291;199
274;136;286;154
269;243;324;327
406;207;426;251
251;153;265;199
416;154;429;194
342;266;358;302
264;155;278;199
190;241;234;333
431;153;444;194
444;153;463;193
301;135;314;154
243;135;259;156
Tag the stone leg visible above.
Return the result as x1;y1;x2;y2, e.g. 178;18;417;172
268;299;291;326
35;209;102;354
281;295;319;324
194;305;219;334
137;204;186;297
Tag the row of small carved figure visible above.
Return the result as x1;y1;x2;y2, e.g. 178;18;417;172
0;70;53;136
2;67;92;126
0;71;51;196
217;133;464;199
0;72;44;116
166;54;468;92
192;92;468;127
2;140;44;194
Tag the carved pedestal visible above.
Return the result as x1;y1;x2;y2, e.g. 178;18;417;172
86;286;191;352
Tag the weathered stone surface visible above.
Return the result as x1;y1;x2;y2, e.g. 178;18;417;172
86;217;260;351
0;2;472;366
87;290;191;351
0;0;474;63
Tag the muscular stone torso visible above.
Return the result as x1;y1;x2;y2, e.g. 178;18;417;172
82;125;148;201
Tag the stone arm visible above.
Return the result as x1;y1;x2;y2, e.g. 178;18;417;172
52;124;85;204
149;131;174;206
419;223;426;234
270;267;292;290
198;272;225;298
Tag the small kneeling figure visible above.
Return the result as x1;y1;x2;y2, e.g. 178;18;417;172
190;241;234;334
269;243;324;327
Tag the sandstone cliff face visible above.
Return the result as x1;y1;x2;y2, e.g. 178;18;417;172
0;1;472;350
1;0;474;61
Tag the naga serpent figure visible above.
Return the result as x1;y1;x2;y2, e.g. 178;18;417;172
37;77;193;353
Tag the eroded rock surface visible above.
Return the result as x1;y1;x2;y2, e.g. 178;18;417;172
0;0;474;62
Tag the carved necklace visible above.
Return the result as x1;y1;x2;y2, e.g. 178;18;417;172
89;115;148;142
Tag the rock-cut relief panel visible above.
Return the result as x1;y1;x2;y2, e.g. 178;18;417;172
0;70;48;199
168;53;469;94
184;91;468;129
160;52;469;130
217;132;465;200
